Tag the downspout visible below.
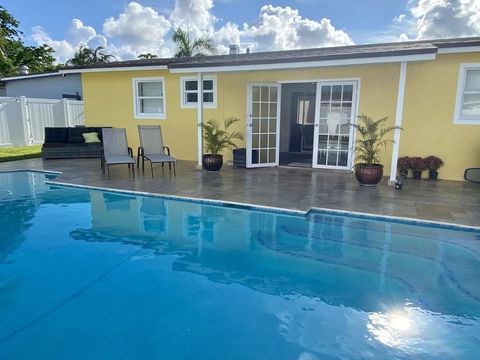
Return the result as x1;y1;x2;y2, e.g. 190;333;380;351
196;72;204;169
389;61;407;185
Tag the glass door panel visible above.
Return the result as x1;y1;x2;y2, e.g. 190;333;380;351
247;84;280;167
313;83;356;169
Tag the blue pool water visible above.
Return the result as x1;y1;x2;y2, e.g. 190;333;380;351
0;171;479;359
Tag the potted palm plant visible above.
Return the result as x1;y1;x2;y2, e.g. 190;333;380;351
203;117;244;171
351;114;402;186
425;155;444;180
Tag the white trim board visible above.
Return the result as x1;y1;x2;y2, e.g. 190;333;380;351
1;72;62;81
169;53;437;73
60;65;168;74
437;46;480;54
453;62;480;125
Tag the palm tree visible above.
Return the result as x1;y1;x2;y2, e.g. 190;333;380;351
172;27;217;58
66;45;116;66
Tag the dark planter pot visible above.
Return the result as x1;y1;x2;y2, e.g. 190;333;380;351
429;170;439;180
202;154;223;171
412;169;422;180
354;164;384;186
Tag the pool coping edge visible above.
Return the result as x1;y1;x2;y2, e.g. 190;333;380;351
2;169;479;232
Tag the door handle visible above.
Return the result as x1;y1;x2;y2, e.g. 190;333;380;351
248;123;253;127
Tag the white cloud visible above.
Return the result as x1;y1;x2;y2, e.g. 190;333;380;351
170;0;216;34
30;0;355;63
66;19;96;45
238;5;353;52
392;0;480;40
103;2;172;58
31;25;76;62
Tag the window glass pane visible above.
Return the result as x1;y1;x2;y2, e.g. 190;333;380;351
343;85;353;101
462;94;480;116
140;98;163;114
186;93;198;103
269;87;278;102
252;118;260;133
253;103;260;117
203;92;214;103
185;81;197;91
203;80;213;90
321;86;331;101
252;87;260;102
465;70;480;91
268;149;276;163
332;85;342;101
138;81;162;96
260;118;269;133
260;87;269;101
269;103;277;117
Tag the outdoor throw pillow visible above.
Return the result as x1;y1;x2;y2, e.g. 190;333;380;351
82;132;101;143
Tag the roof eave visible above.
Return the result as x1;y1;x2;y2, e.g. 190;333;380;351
169;52;437;74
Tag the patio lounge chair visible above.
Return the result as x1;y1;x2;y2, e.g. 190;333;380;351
101;128;135;179
137;125;176;177
464;168;480;184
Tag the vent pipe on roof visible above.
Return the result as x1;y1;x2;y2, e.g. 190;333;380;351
19;65;29;75
229;44;239;55
246;48;250;54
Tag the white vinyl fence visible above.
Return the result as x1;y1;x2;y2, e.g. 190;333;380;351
0;96;84;146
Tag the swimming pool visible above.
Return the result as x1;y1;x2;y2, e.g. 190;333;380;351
0;171;479;359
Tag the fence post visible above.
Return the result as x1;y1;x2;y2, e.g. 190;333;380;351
19;96;32;146
62;98;71;127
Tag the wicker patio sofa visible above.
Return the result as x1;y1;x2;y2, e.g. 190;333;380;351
42;127;109;159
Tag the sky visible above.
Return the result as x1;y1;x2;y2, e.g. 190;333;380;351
4;0;480;62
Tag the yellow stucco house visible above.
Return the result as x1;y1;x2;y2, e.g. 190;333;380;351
62;37;480;181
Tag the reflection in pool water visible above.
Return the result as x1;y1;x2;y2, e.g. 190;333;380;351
0;171;479;359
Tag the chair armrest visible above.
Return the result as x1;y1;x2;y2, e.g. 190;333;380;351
128;147;133;157
138;146;144;156
163;146;171;155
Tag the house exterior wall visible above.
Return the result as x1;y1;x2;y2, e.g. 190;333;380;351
82;51;480;181
83;64;400;170
3;73;82;99
400;53;480;180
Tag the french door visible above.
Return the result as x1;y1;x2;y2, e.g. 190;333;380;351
312;82;358;169
246;83;281;168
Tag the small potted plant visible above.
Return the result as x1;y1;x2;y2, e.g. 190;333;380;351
351;114;402;186
203;117;244;171
397;156;411;178
410;157;428;180
425;155;444;180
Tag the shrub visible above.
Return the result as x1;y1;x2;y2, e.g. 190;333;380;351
425;156;444;171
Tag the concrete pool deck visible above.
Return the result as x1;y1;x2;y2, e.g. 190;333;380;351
1;157;479;227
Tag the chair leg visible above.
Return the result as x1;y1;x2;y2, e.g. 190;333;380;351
173;162;176;176
150;162;154;177
142;156;145;173
107;165;110;180
169;162;172;171
137;151;140;169
131;163;135;178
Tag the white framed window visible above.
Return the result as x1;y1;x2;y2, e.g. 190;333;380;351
180;75;217;108
454;63;480;124
132;77;166;119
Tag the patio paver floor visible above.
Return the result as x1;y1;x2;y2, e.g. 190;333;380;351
1;158;479;227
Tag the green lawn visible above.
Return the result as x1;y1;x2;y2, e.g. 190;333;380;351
0;145;42;162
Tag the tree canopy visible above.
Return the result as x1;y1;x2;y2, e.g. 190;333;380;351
172;27;217;58
0;6;57;76
65;45;116;66
137;53;158;59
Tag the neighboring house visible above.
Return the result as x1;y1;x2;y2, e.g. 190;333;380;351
0;72;82;99
61;37;480;181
